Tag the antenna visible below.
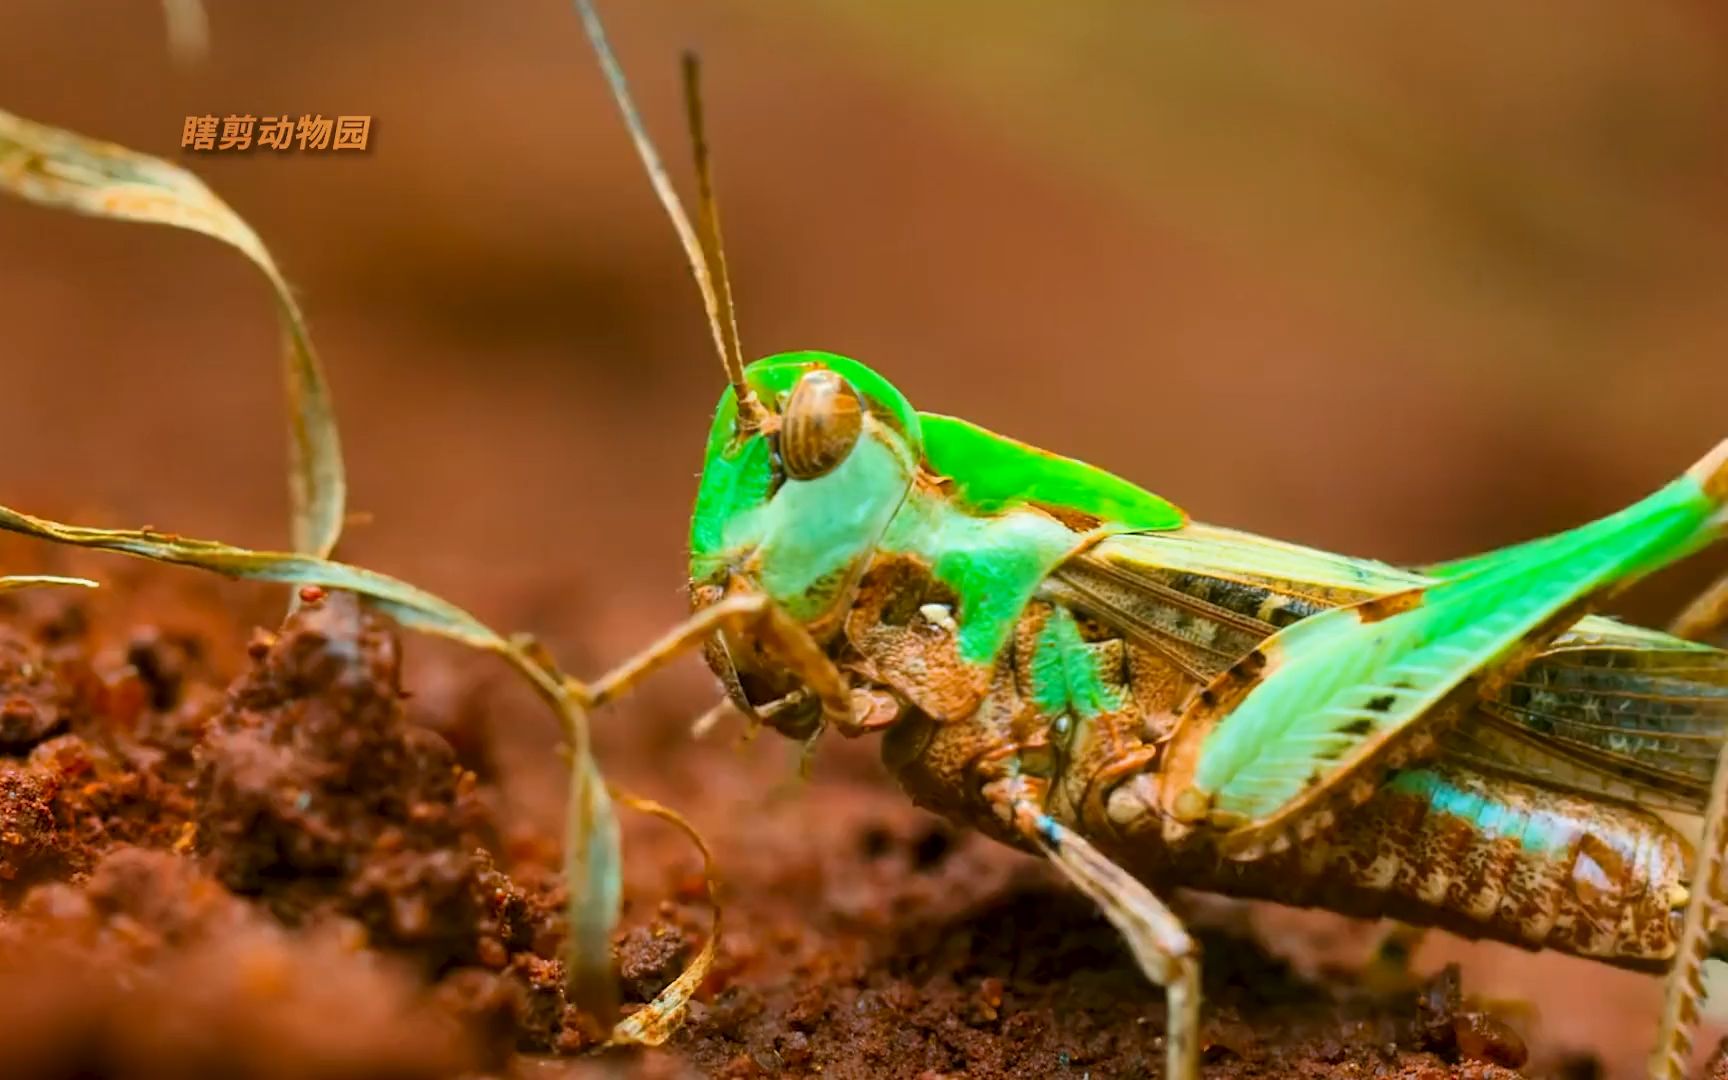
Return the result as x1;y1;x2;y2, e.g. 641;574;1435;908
572;0;767;430
681;52;748;415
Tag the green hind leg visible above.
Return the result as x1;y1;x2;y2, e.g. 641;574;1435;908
1677;445;1728;643
1174;439;1728;860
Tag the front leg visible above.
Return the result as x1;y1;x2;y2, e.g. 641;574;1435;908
580;591;852;729
985;775;1202;1080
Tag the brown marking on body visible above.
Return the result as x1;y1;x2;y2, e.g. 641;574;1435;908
1238;649;1267;678
1002;601;1050;736
880;658;1036;852
845;554;988;721
1030;500;1103;533
1122;642;1193;743
1356;589;1424;623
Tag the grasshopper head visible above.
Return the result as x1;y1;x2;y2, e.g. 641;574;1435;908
689;350;921;731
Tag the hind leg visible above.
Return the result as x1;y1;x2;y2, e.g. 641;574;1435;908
1671;569;1728;643
1650;723;1728;1079
987;776;1201;1080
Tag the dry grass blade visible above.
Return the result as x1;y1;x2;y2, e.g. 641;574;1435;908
0;505;494;647
0;109;345;558
608;791;721;1047
0;504;596;745
511;632;623;1020
565;752;623;1020
0;501;631;1029
0;575;97;592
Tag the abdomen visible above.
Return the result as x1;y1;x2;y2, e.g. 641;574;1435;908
1102;762;1691;968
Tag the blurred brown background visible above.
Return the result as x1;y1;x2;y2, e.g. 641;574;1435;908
2;1;1725;1074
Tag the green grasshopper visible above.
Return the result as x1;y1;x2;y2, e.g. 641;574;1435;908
573;4;1728;1075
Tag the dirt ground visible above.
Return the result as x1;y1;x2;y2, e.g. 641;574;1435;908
0;541;1582;1080
2;2;1727;1078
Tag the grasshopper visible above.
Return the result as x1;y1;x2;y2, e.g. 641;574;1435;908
572;4;1728;1075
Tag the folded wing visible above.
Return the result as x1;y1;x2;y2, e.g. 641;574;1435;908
1053;470;1728;833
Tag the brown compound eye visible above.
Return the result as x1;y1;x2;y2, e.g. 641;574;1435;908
779;369;863;479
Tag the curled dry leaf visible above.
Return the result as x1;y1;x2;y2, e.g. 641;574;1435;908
609;791;722;1047
0;108;344;558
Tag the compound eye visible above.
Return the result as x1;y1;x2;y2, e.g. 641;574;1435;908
779;369;863;479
